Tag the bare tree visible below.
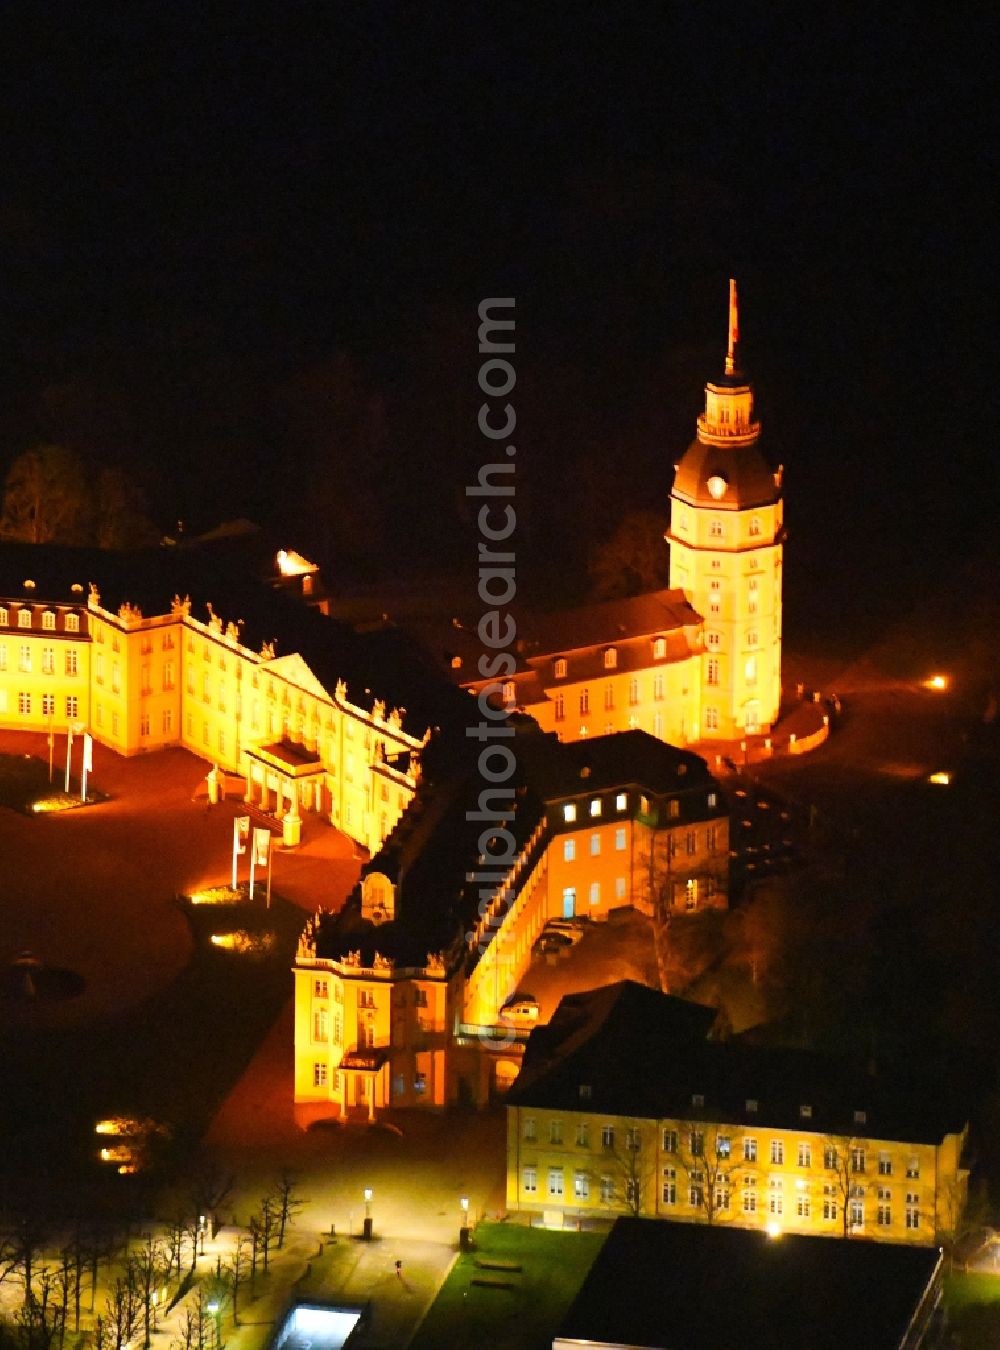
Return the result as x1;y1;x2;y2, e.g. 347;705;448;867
822;1137;869;1239
601;1120;657;1216
0;445;90;544
129;1237;168;1349
103;1267;140;1350
223;1237;251;1327
673;1124;741;1225
271;1174;306;1250
189;1160;235;1241
164;1219;187;1279
257;1200;276;1275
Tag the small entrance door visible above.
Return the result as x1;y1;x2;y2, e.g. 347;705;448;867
562;887;576;918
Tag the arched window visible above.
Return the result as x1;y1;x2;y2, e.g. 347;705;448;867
604;647;617;669
653;637;666;659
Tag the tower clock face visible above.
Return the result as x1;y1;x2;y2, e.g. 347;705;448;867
706;475;727;499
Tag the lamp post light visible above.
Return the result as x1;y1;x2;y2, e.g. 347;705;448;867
363;1187;374;1241
206;1299;222;1350
198;1215;207;1257
459;1195;472;1252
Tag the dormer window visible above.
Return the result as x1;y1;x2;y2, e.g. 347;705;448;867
42;611;56;630
554;658;567;679
800;1104;812;1119
853;1110;867;1126
563;804;577;823
589;798;601;818
18;609;32;628
653;637;666;659
0;607;7;624
691;1093;704;1109
604;648;617;670
502;680;516;705
65;613;80;633
746;1098;758;1114
579;1084;592;1100
451;655;462;669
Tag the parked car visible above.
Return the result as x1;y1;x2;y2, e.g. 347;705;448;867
500;993;539;1025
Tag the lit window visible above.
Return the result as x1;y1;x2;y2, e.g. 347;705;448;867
547;1168;564;1198
0;607;6;624
604;647;617;669
615;792;627;812
523;1166;537;1194
653;637;666;659
562;887;575;915
574;1172;589;1200
600;1175;614;1204
768;1179;783;1215
743;1178;757;1212
554;658;567;679
312;1063;327;1087
18;609;31;628
589;798;601;817
18;644;31;673
661;1168;677;1205
563;804;577;823
42;647;54;674
42;611;55;630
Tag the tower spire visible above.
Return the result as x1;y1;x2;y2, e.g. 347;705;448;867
725;277;739;377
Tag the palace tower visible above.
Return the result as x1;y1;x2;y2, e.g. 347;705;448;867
667;280;783;738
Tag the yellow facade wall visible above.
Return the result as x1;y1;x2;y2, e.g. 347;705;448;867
506;1104;967;1246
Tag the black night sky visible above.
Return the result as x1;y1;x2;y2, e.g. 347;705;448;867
0;6;994;640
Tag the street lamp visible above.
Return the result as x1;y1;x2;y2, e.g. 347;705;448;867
206;1299;222;1350
459;1195;472;1252
363;1187;374;1241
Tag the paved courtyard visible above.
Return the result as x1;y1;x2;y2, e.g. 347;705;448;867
0;730;360;1029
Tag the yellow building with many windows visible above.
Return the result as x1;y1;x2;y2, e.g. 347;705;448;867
292;728;729;1121
452;280;783;746
0;543;468;854
506;983;968;1245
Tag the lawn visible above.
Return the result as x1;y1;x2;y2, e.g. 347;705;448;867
944;1270;1000;1346
0;750;96;812
409;1221;607;1350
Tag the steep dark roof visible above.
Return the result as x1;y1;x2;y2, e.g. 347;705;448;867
672;435;779;511
521;588;700;656
509;981;967;1145
517;729;721;804
559;1218;942;1350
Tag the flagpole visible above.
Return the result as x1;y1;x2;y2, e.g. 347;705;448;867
48;713;54;782
266;840;272;910
232;818;239;892
64;724;73;793
249;842;256;901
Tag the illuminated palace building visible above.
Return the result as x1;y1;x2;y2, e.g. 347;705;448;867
458;280;784;745
0;543;465;854
506;983;968;1246
293;730;728;1120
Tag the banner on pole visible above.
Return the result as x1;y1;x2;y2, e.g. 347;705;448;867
82;733;93;773
253;827;271;867
235;816;250;854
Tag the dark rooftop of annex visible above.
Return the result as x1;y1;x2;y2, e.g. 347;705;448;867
508;980;968;1146
557;1216;942;1350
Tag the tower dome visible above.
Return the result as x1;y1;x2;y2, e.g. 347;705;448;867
671;279;780;510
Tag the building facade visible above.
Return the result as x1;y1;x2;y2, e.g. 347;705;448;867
455;280;783;745
0;546;454;854
292;730;729;1122
506;983;968;1246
